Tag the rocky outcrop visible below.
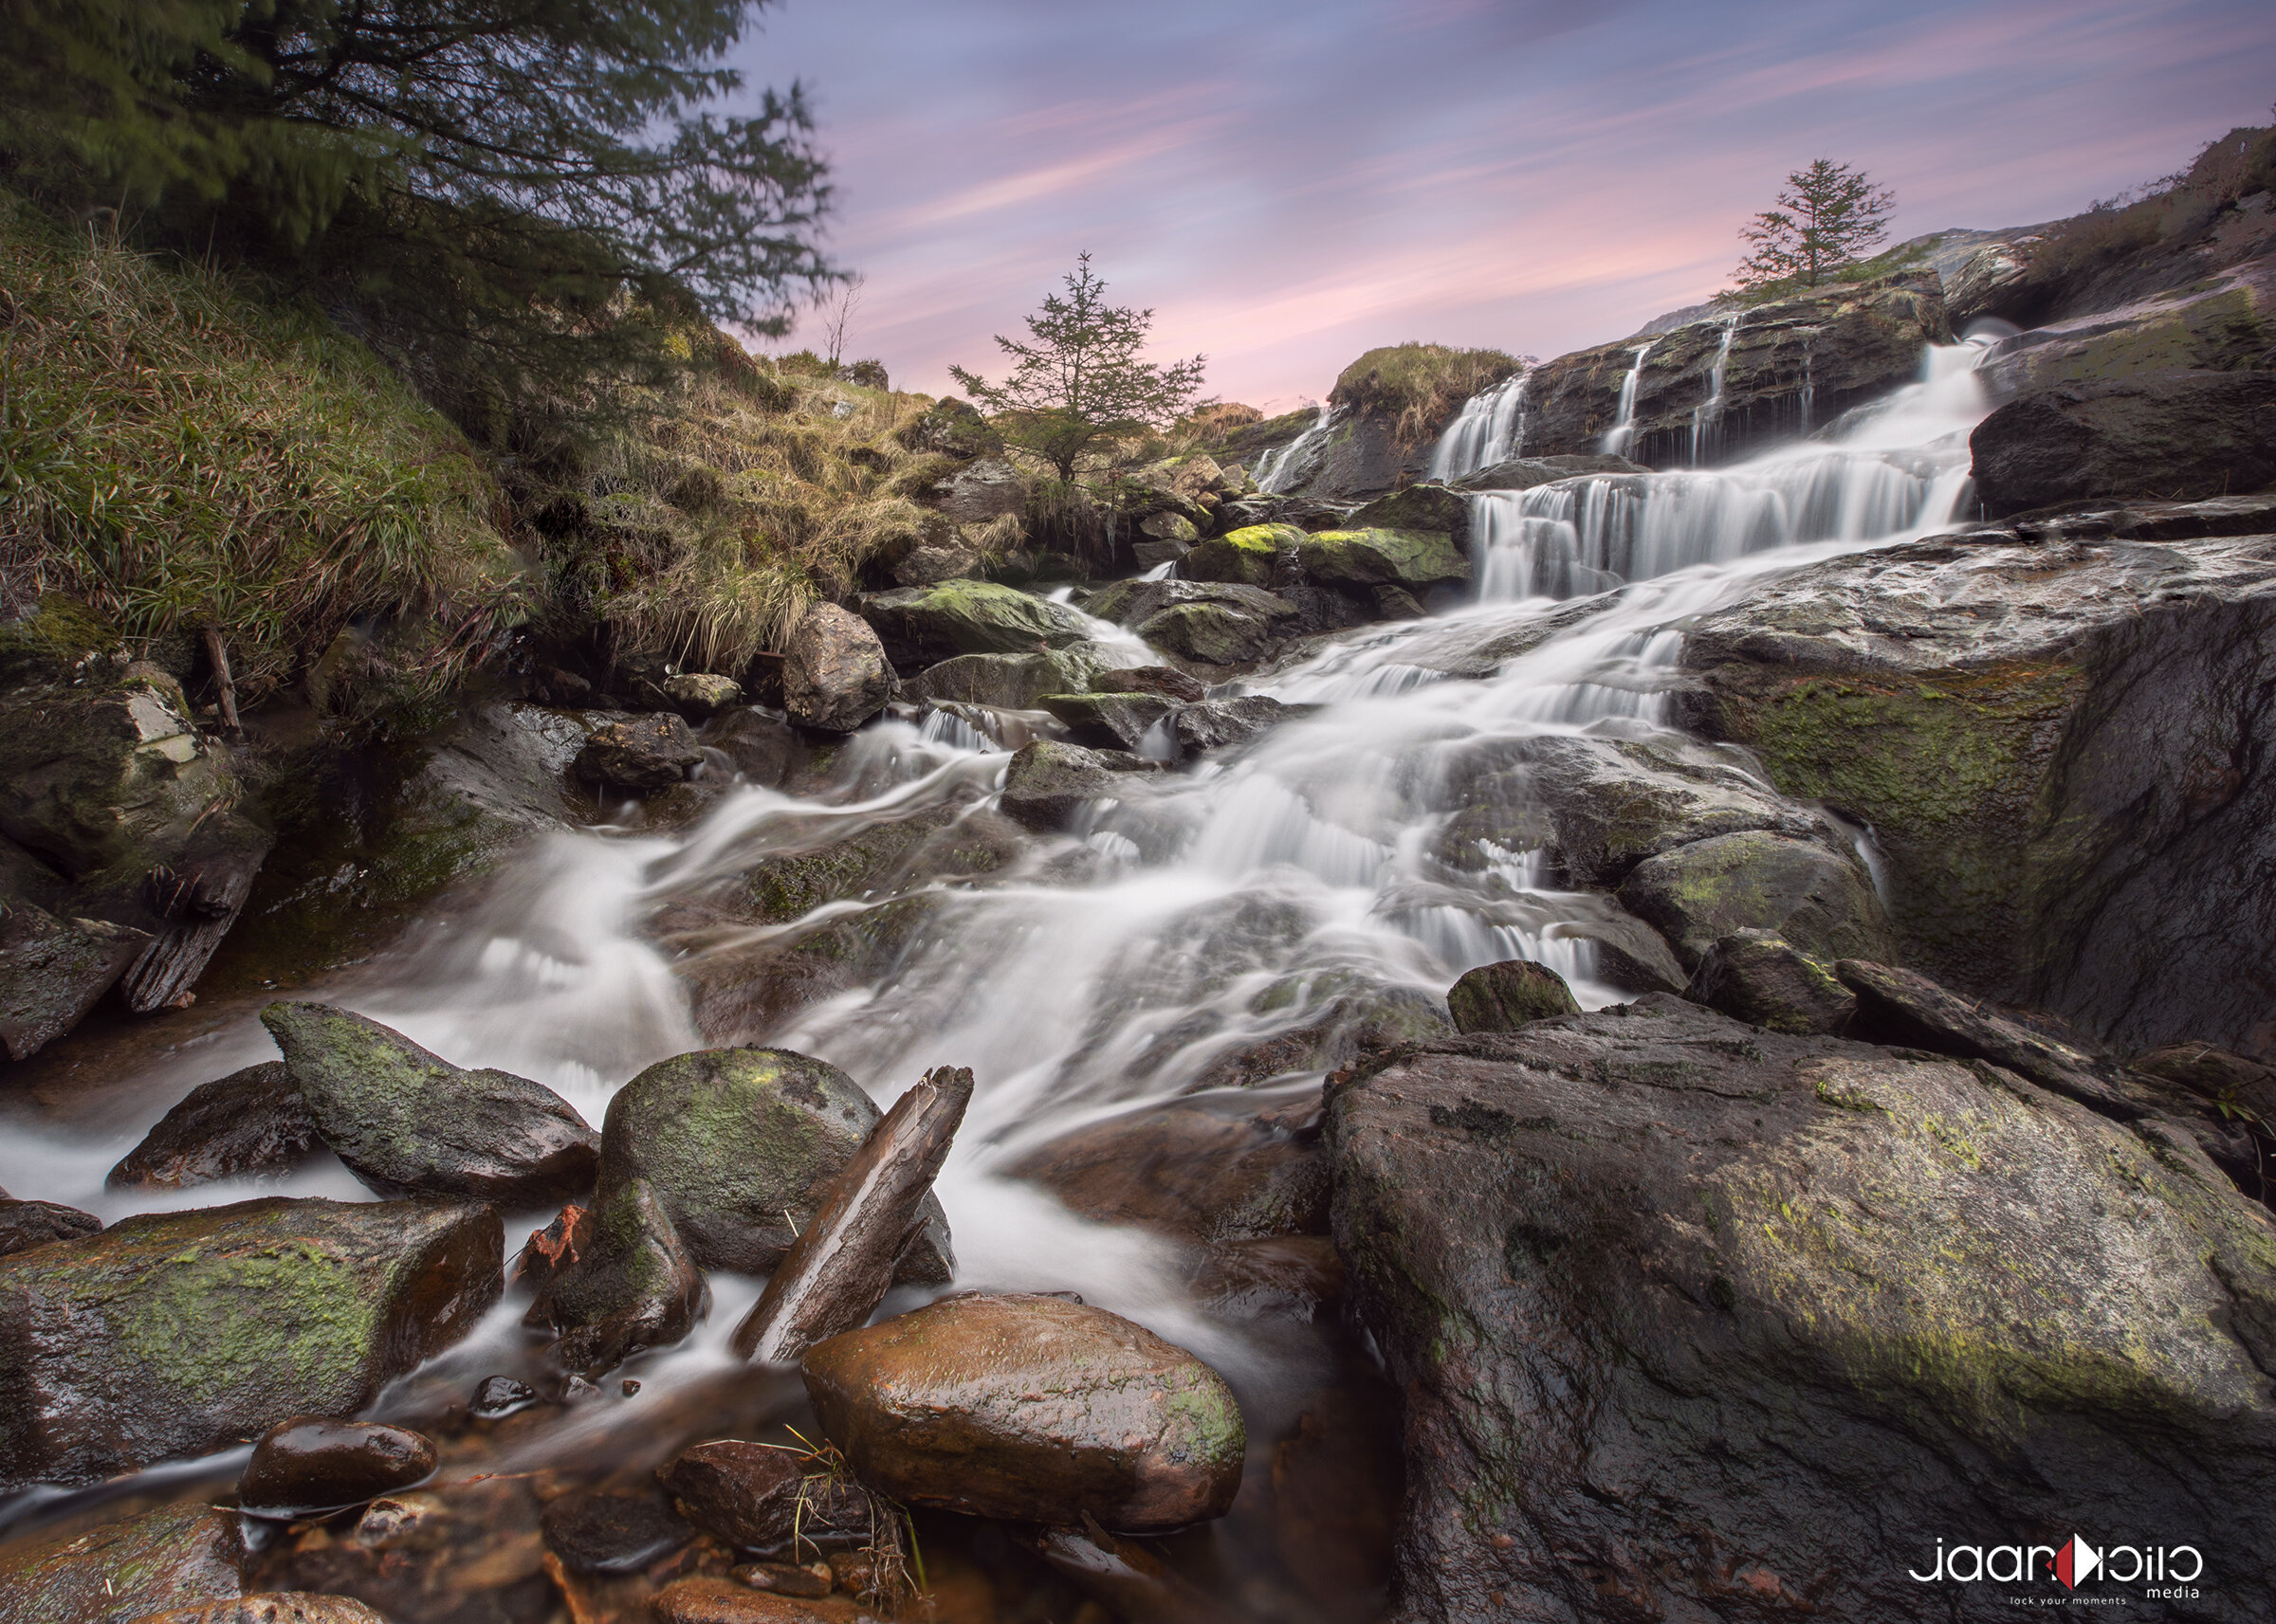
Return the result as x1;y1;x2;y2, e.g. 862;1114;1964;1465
780;603;891;734
107;1061;318;1190
802;1293;1246;1529
1452;453;1648;491
1969;368;2276;515
927;456;1026;525
0;1196;501;1490
1973;252;2276;392
1329;998;2276;1623
858;580;1090;674
1678;530;2276;1053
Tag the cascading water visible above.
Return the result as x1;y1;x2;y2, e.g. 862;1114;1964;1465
1426;366;1532;482
1253;403;1337;494
1688;314;1740;465
1598;339;1655;456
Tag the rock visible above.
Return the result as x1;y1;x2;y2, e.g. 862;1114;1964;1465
1328;997;2276;1621
129;1597;391;1624
470;1375;537;1419
1452;452;1647;490
2133;1042;2276;1119
0;1196;501;1491
1688;930;1855;1034
1445;959;1580;1032
106;1062;320;1191
858;581;1089;675
891;541;980;587
1091;664;1205;703
651;1578;832;1623
1678;531;2276;1051
1038;691;1174;751
663;672;744;721
1189;1234;1343;1322
1135;453;1229;505
1008;1100;1329;1242
1183;524;1297;587
0;903;148;1060
670;897;949;1048
1346;485;1472;552
732;1562;831;1598
1129;538;1191;571
0;1502;244;1624
999;739;1148;830
802;1292;1245;1530
1970;368;2276;516
899;644;1113;710
1295;528;1467;593
593;1046;951;1280
523;1175;708;1374
927;456;1026;525
238;1418;438;1518
896;396;999;461
261;1003;598;1204
1169;695;1304;756
1615;830;1896;971
657;1439;802;1551
1973;249;2276;391
0;1198;102;1258
1083;576;1299;633
571;713;702;794
780;605;891;735
538;1491;690;1576
1137;510;1201;544
1137;602;1285;667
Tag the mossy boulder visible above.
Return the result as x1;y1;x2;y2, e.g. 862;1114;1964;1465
1184;523;1298;587
1170;695;1306;756
1686;929;1855;1034
0;1500;245;1623
106;1061;319;1191
1081;576;1299;632
737;801;966;923
1347;485;1472;552
803;1292;1246;1530
1038;692;1175;752
261;1003;598;1204
1000;740;1150;830
1296;527;1468;592
1446;959;1581;1032
1137;602;1279;667
899;644;1116;710
858;580;1090;674
1329;997;2276;1620
594;1046;951;1281
1970;369;2276;515
523;1176;708;1376
1615;830;1895;972
0;1196;502;1492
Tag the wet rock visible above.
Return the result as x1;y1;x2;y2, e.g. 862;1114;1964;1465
803;1292;1245;1530
0;1195;502;1491
732;801;979;924
512;1202;587;1295
1087;576;1301;636
572;713;703;793
1094;664;1206;703
671;896;946;1049
658;1439;802;1551
898;644;1114;709
1190;1235;1344;1322
1328;997;2276;1621
106;1062;320;1191
1687;929;1856;1034
238;1418;437;1518
261;1002;598;1204
1679;530;2276;1052
1038;691;1173;751
523;1175;708;1376
1138;510;1201;544
1170;696;1304;756
999;739;1150;830
651;1578;832;1622
1971;369;2276;516
1446;959;1580;1033
1452;452;1647;490
128;1597;390;1624
664;672;745;721
2133;1042;2276;1120
781;605;891;734
0;1197;102;1258
595;1046;951;1280
0;902;148;1060
1008;1100;1329;1242
0;1501;244;1624
731;1561;831;1597
1184;523;1300;587
1269;1380;1402;1615
857;580;1090;674
538;1490;690;1576
1346;486;1473;552
1550;912;1687;994
469;1375;538;1420
1615;830;1895;971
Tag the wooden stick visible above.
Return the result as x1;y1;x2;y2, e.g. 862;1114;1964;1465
201;625;241;737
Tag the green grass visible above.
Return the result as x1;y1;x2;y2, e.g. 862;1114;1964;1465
1331;343;1524;447
0;192;521;710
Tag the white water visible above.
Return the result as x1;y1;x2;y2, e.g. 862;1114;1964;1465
1599;340;1655;456
1689;315;1740;465
1253;404;1337;494
1427;366;1533;482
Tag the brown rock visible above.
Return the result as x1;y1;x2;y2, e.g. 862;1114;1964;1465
652;1577;837;1622
537;1490;689;1576
238;1418;438;1518
1008;1100;1329;1242
781;605;891;735
0;1197;101;1258
572;714;702;794
801;1292;1245;1530
128;1592;391;1623
731;1561;832;1598
0;1502;244;1624
106;1063;320;1191
658;1440;802;1551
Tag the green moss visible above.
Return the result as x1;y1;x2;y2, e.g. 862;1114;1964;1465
1298;528;1467;591
1184;523;1298;588
1162;1374;1247;1468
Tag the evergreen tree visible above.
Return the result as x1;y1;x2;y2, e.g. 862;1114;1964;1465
1735;159;1896;289
950;254;1207;480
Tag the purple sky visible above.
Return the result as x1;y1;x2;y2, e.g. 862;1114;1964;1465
738;0;2276;411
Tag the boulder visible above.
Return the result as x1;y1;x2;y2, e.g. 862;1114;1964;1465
539;1490;691;1577
1008;1100;1330;1242
661;672;744;721
780;604;891;734
927;456;1026;525
1328;998;2276;1622
1679;531;2276;1052
1615;830;1895;971
0;1502;244;1624
0;903;147;1060
1137;510;1201;544
260;1003;598;1204
999;740;1147;830
892;541;981;587
858;580;1091;674
593;1046;951;1281
237;1418;437;1519
802;1293;1245;1530
1445;959;1580;1032
1037;691;1174;752
1189;1234;1344;1323
572;713;702;794
1452;452;1647;490
0;1196;502;1490
107;1062;320;1191
657;1439;802;1551
129;1597;390;1624
1170;695;1305;756
1970;369;2276;516
1184;524;1298;587
1137;602;1285;668
899;644;1114;710
1091;664;1205;703
0;1198;101;1259
522;1175;708;1375
1688;930;1855;1034
1082;576;1299;634
1294;528;1467;593
1347;485;1472;552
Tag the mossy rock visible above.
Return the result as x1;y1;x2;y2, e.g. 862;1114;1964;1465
1347;486;1472;551
859;580;1091;674
595;1046;951;1282
1038;692;1175;751
0;1196;503;1492
524;1176;708;1377
900;645;1115;710
1134;602;1277;667
1000;740;1139;830
1184;524;1300;587
1447;959;1582;1033
1686;929;1856;1035
741;802;963;922
1297;528;1468;592
1616;830;1895;972
0;1500;245;1622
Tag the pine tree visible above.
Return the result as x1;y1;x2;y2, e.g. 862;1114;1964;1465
1735;159;1896;289
949;254;1208;480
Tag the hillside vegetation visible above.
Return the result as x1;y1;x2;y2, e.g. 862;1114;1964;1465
1331;344;1524;447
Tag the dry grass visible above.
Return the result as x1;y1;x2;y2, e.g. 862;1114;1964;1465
0;193;521;706
2028;122;2276;283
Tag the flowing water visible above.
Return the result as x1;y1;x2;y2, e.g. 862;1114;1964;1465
1425;367;1532;482
1597;339;1656;457
1688;314;1740;465
0;338;1997;1617
1253;405;1338;494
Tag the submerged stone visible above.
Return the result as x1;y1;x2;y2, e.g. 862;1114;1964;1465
107;1062;320;1191
1038;691;1174;752
237;1418;438;1518
657;1439;803;1551
538;1490;690;1576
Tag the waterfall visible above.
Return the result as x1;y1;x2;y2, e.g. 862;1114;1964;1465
1599;341;1655;457
1253;405;1338;494
1688;315;1740;465
1427;367;1533;482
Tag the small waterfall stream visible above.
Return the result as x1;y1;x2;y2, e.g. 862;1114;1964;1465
1598;339;1655;456
1426;365;1532;481
1253;404;1337;493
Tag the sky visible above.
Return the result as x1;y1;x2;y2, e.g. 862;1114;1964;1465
734;0;2276;411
